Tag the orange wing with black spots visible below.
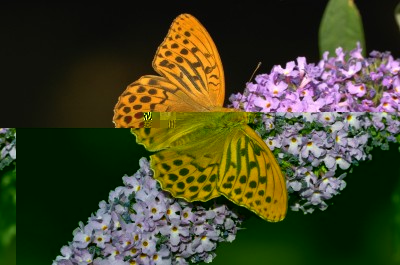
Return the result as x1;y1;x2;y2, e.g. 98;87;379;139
218;125;288;222
132;112;288;222
149;132;226;202
113;14;225;128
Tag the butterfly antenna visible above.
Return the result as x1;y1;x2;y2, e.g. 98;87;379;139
241;62;262;111
248;62;262;83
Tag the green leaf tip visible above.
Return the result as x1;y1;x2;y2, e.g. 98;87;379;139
319;0;366;58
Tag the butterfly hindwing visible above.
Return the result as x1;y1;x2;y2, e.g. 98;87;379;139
150;130;227;201
218;125;288;222
114;76;209;127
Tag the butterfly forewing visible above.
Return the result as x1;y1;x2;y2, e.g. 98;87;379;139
153;14;225;108
113;14;226;128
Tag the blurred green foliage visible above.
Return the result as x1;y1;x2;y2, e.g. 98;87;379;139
0;128;16;265
0;168;16;246
319;0;366;57
395;2;400;31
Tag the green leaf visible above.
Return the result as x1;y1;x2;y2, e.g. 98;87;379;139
395;2;400;32
319;0;366;58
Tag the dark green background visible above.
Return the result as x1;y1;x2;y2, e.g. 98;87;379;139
17;129;400;265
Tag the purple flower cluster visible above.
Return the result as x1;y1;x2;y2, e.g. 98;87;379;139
228;43;400;213
253;112;400;213
0;128;16;171
53;158;242;265
230;43;400;112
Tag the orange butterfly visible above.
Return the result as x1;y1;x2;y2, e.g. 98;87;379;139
113;14;287;222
